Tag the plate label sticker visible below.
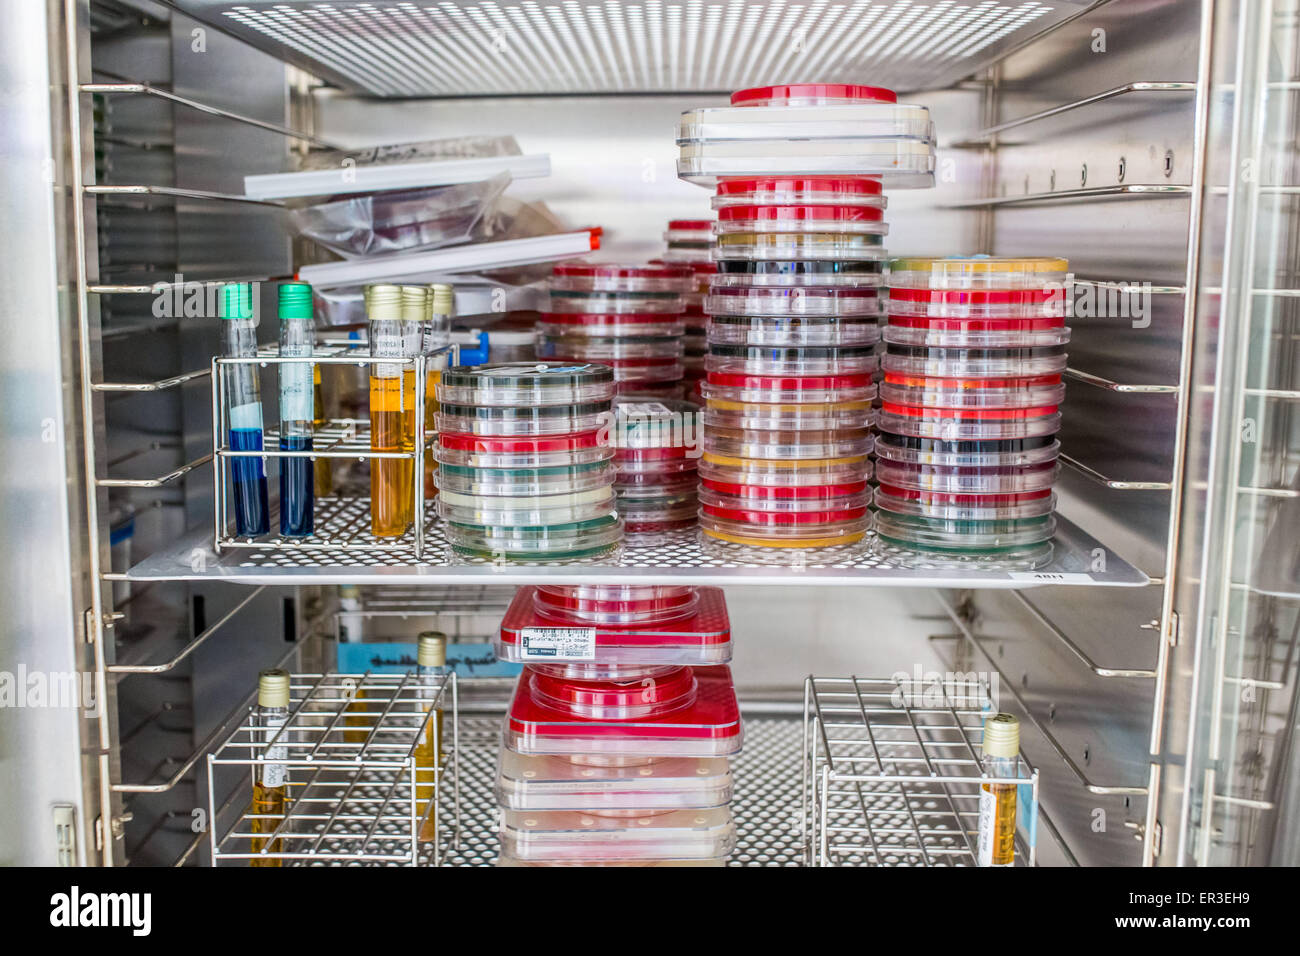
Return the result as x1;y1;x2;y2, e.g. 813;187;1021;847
519;627;598;660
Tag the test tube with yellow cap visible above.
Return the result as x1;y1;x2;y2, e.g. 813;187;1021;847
413;631;447;842
977;712;1020;867
250;668;291;865
366;284;410;536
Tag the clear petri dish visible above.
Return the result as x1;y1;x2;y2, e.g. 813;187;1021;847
713;175;887;208
434;459;615;497
702;371;875;405
702;425;874;460
436;362;616;407
714;203;888;236
887;255;1070;289
701;401;873;431
705;281;883;317
444;513;623;560
879;375;1067;409
881;342;1068;378
713;230;887;260
707;314;881;347
539;313;687;337
714;257;885;284
882;323;1071;349
699;485;870;515
875;458;1061;494
550;260;696;294
874;431;1062;468
875;487;1055;520
436;486;617;526
706;344;880;377
699;452;870;486
435;428;615;470
436;401;611;437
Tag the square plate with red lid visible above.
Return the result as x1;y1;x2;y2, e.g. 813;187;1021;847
504;664;743;757
497;586;732;667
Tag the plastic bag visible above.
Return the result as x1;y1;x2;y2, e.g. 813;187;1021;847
290;172;511;258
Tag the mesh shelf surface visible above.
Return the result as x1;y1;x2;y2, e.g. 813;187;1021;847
129;495;1147;587
174;1;1079;97
803;675;1039;866
432;712;805;867
208;672;458;866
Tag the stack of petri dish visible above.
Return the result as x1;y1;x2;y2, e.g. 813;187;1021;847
658;219;718;401
432;362;623;561
610;397;701;541
494;585;740;865
538;261;694;401
876;255;1070;568
675;82;937;560
661;218;713;263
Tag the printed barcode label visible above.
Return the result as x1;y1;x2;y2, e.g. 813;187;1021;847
621;402;673;417
1007;572;1095;583
261;714;289;788
518;627;598;661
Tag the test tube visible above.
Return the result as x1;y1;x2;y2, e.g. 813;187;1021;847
977;713;1020;867
277;281;315;537
399;286;427;527
367;284;409;537
220;282;269;537
422;283;453;498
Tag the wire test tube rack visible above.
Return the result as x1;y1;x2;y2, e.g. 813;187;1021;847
802;674;1040;867
206;670;460;866
211;343;457;561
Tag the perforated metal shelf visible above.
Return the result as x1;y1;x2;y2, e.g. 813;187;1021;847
428;712;805;867
174;1;1083;97
120;495;1147;587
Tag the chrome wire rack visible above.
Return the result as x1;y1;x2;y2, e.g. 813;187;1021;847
802;675;1039;867
207;671;459;866
212;344;455;560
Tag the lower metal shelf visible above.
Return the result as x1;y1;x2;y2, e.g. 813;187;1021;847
118;497;1148;589
433;713;805;868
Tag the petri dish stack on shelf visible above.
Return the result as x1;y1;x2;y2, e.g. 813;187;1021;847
538;261;695;401
610;397;702;540
658;220;718;400
675;82;937;561
432;362;623;562
494;585;741;865
876;255;1070;569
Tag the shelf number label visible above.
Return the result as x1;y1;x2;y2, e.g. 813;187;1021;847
1007;572;1095;583
518;627;598;661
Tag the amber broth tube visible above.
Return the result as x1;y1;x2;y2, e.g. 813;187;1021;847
250;669;291;866
398;287;427;528
413;632;447;843
367;285;409;537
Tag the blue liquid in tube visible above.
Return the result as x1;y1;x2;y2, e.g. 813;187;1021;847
279;434;314;536
230;426;269;536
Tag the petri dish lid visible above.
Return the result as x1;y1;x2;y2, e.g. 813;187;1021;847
667;218;713;231
551;260;695;293
887;255;1070;289
437;362;614;406
706;281;883;316
730;83;898;106
678;139;936;189
678;105;932;146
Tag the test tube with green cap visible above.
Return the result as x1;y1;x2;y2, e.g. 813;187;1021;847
220;282;269;536
277;281;315;537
